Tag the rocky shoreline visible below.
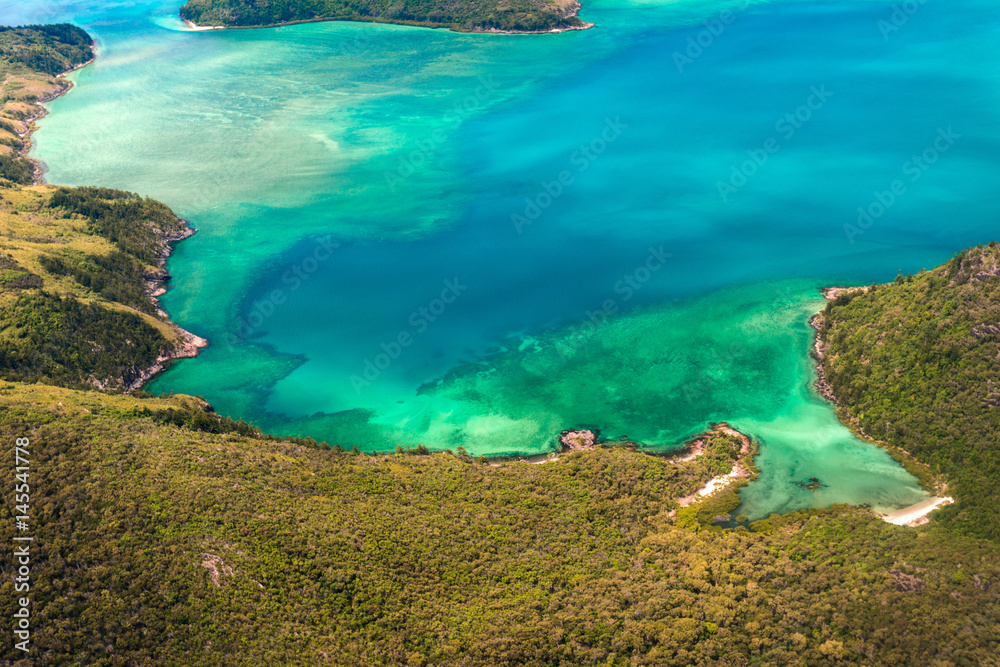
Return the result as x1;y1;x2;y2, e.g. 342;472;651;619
809;312;838;404
124;327;209;392
474;22;594;35
809;286;868;409
489;423;750;470
493;423;756;518
25;46;210;393
19;80;71;181
810;284;905;445
811;284;950;521
88;219;208;393
129;221;209;392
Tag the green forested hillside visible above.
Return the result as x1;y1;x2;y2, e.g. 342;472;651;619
180;0;589;33
818;242;1000;541
0;182;995;666
1;383;999;666
0;184;196;390
0;25;92;77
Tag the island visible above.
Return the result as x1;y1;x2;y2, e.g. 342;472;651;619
180;0;593;34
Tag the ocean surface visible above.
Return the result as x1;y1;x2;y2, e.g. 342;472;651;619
9;0;1000;518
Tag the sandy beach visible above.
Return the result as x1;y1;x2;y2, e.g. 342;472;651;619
676;424;753;507
676;465;748;508
184;19;225;31
881;497;954;527
697;467;745;497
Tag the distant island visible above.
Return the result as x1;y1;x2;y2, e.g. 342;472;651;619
180;0;593;34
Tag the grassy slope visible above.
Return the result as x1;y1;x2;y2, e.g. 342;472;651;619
0;184;196;389
180;0;587;33
818;242;1000;541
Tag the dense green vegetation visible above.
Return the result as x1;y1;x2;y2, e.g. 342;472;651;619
46;187;186;265
180;0;588;33
0;253;41;289
0;25;92;77
37;186;191;314
0;154;34;185
37;250;154;314
1;384;998;666
0;167;996;667
818;242;1000;541
0;25;94;185
0;292;165;387
0;184;193;390
1;21;997;665
675;432;759;531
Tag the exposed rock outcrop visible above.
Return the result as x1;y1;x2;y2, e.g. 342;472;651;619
559;429;596;451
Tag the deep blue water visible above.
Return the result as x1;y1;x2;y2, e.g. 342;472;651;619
10;0;1000;515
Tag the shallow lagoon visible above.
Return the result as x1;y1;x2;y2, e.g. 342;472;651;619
15;0;1000;517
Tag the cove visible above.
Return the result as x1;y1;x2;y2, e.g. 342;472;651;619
18;0;1000;519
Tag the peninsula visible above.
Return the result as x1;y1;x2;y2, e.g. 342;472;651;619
815;243;1000;540
0;24;93;184
180;0;593;34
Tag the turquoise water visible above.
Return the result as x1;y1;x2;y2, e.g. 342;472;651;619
13;0;1000;517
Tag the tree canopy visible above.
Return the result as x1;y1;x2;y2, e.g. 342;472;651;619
180;0;587;33
818;242;1000;541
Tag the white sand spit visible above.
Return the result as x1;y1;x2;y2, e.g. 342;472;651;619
881;497;954;527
